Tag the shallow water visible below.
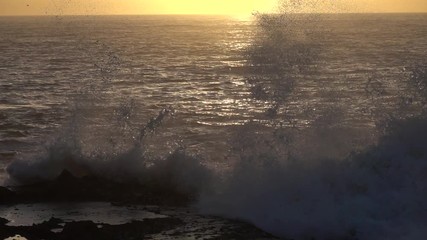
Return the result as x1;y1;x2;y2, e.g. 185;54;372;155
0;202;274;239
0;202;165;226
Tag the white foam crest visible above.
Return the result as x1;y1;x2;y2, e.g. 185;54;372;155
6;105;211;197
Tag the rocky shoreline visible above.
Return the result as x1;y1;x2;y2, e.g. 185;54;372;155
0;213;279;240
0;217;182;240
0;171;279;240
0;170;192;206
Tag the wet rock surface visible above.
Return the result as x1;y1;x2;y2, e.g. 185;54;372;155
0;187;16;204
3;170;191;206
0;171;279;239
0;217;183;240
0;208;278;240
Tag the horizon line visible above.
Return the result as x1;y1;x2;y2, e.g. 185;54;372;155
1;12;427;17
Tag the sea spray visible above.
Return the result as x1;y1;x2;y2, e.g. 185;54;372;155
197;2;427;240
6;105;211;198
1;5;427;240
198;114;427;240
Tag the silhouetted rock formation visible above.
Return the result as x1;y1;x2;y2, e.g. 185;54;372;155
0;186;16;203
4;170;191;206
0;216;184;240
0;215;278;240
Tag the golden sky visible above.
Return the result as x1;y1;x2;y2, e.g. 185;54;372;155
0;0;426;16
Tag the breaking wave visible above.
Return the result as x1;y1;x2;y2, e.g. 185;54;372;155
198;115;427;240
6;106;212;198
4;4;427;240
196;9;427;240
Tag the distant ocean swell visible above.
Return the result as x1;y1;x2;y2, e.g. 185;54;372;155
3;13;427;240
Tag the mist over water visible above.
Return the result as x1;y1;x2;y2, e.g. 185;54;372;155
1;11;427;240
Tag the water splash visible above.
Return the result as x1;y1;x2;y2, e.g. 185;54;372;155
197;2;427;239
2;3;426;240
6;104;211;198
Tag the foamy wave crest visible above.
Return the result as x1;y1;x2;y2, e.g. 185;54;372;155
6;107;211;197
198;117;427;240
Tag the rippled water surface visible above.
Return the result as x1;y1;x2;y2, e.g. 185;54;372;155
1;14;427;181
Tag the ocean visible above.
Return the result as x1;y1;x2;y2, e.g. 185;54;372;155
1;14;427;239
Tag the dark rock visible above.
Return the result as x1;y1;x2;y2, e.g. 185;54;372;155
57;218;183;240
39;217;64;229
0;217;9;226
9;170;192;205
0;222;57;240
55;170;77;184
0;215;278;240
107;218;183;239
60;221;101;240
0;186;16;203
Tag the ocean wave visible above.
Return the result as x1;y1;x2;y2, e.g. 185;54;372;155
198;115;427;240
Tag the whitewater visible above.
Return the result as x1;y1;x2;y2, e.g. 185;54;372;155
1;13;427;239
